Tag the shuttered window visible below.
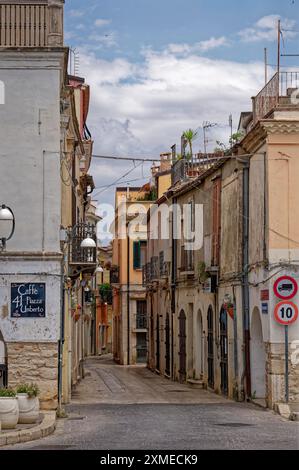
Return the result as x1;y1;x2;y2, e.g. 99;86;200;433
133;241;146;270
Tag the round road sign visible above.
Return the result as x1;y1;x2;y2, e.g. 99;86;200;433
274;301;298;326
273;276;298;300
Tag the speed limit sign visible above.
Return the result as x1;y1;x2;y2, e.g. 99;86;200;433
274;301;298;325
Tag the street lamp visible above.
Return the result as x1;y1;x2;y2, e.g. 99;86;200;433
0;204;15;250
80;237;96;249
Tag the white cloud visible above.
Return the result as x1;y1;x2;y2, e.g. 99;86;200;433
239;15;297;42
70;9;84;18
166;36;229;55
94;18;112;28
79;44;267;212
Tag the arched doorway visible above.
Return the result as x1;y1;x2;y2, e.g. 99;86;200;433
165;313;170;376
178;310;186;382
195;309;203;379
220;307;228;395
250;308;266;398
156;314;160;371
207;306;214;388
0;330;7;388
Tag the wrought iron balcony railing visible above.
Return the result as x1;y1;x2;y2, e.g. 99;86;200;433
179;246;194;272
69;223;97;266
110;265;120;284
136;314;147;330
253;71;299;125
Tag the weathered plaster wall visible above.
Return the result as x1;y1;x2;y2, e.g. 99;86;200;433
0;51;63;253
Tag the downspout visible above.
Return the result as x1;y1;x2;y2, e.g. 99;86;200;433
127;224;130;365
171;197;177;379
242;163;251;399
58;257;66;414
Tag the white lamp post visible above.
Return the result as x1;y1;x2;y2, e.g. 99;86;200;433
0;204;15;251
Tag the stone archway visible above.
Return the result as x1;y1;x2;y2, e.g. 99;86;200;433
250;308;266;399
0;329;7;387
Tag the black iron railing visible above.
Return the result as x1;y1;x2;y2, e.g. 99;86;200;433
69;223;97;265
253;71;299;124
136;314;147;329
110;265;120;284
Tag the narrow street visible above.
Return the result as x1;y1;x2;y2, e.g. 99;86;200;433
7;356;299;450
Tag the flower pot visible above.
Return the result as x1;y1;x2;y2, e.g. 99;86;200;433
17;394;40;424
0;397;19;429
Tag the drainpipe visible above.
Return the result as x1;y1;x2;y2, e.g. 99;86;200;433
232;286;239;394
242;163;251;399
58;257;66;414
127;223;130;365
171;197;177;378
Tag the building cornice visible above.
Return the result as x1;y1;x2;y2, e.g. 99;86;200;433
240;119;299;153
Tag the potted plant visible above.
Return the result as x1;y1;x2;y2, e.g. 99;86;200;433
0;388;19;429
16;383;40;424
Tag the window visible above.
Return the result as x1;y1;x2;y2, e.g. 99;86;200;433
136;300;147;329
133;240;147;270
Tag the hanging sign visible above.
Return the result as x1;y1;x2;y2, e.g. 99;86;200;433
11;283;46;318
273;276;298;300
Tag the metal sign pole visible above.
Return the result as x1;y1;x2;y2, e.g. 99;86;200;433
285;325;289;403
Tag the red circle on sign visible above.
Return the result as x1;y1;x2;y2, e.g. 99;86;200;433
273;276;298;300
274;301;298;325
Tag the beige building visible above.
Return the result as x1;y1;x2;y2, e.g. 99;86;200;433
112;187;154;365
0;0;98;409
145;72;299;411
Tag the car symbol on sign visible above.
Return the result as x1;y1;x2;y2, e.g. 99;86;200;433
278;283;294;292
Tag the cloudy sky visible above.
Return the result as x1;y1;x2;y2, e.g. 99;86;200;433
64;0;299;241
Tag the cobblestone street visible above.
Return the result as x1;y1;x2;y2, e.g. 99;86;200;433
7;356;299;450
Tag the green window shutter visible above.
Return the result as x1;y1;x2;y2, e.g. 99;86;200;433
133;241;141;269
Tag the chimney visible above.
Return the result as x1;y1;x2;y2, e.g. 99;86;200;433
159;153;172;172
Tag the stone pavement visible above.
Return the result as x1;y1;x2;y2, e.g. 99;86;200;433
71;355;230;405
6;355;299;450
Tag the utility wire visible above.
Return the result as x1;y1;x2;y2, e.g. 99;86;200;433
92;154;160;162
92;161;144;198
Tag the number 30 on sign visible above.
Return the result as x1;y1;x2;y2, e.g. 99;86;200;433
274;301;298;326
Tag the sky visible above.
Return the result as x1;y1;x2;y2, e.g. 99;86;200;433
64;0;299;242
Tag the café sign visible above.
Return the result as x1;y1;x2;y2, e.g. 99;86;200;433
11;283;46;318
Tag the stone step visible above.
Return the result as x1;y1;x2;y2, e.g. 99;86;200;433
187;379;205;389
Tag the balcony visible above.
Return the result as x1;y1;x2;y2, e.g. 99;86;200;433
0;0;64;48
179;246;194;274
253;71;299;125
142;256;170;285
110;265;120;284
159;252;170;277
171;153;224;186
69;223;97;268
136;314;147;330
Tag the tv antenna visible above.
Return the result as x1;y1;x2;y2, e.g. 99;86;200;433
203;121;218;156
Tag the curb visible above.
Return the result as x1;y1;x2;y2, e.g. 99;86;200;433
0;411;56;447
274;403;292;420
